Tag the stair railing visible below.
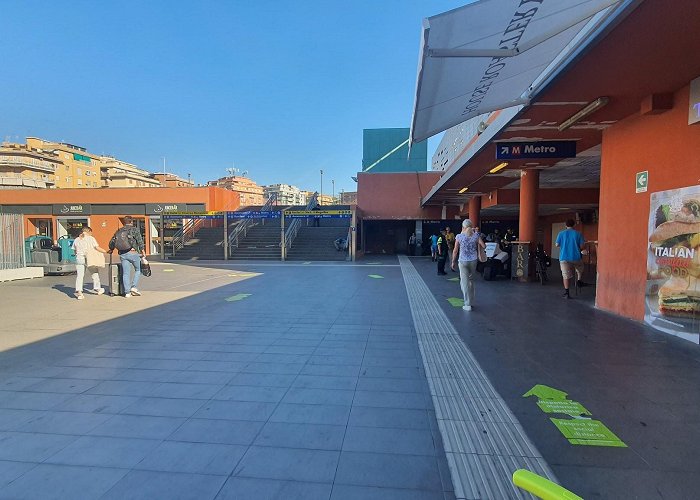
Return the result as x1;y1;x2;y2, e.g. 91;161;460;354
171;217;207;256
283;192;318;255
227;193;278;251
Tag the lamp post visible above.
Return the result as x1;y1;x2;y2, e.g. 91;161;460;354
332;179;335;205
320;169;323;205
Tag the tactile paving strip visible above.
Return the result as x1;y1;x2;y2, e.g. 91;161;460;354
399;256;556;500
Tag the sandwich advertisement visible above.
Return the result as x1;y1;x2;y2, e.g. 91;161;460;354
646;185;700;342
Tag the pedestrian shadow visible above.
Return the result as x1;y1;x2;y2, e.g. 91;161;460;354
52;284;76;298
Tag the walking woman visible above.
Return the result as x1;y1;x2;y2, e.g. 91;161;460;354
451;219;485;311
72;226;108;300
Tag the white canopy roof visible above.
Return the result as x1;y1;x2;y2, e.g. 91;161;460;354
410;0;622;143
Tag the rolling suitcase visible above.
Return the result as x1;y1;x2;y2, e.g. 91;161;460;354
108;252;125;296
482;263;495;281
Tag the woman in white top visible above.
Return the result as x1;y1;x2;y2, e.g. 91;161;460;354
71;227;108;300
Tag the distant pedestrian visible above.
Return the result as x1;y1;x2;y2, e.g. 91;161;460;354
437;230;448;275
556;219;586;299
408;232;416;256
451;219;485;311
109;216;146;298
445;226;456;269
71;227;108;300
430;232;438;261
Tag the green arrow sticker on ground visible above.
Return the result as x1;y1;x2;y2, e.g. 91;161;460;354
225;293;252;302
523;384;569;401
550;418;627;447
368;274;384;279
537;400;591;417
448;277;460;282
447;297;465;307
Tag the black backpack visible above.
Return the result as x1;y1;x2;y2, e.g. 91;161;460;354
113;227;133;252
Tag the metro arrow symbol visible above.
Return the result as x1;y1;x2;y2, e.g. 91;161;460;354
637;174;647;186
523;384;568;400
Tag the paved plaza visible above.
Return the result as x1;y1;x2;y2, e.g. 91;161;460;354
0;258;699;499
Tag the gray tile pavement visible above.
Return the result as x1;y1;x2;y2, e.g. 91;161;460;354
4;256;697;498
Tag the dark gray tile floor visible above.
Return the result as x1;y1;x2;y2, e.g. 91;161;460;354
414;256;700;499
0;259;455;499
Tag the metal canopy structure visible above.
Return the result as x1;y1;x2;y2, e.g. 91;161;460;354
413;0;700;210
410;0;623;144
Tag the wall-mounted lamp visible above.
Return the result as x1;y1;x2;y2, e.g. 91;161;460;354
489;162;508;174
558;97;609;131
458;187;469;194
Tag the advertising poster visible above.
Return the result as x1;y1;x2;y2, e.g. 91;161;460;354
645;185;700;342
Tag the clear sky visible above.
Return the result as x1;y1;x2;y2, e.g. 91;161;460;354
1;0;466;195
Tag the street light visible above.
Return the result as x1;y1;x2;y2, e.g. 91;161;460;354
332;180;335;205
320;169;323;205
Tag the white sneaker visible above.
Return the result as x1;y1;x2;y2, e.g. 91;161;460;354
124;293;132;298
76;292;84;300
94;288;105;295
130;288;141;296
462;305;472;311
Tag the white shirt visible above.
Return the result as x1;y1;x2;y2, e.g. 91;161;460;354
72;235;98;257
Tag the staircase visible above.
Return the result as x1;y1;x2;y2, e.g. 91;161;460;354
169;227;224;260
228;219;282;260
287;219;351;261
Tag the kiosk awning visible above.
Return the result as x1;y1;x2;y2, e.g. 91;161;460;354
410;0;622;143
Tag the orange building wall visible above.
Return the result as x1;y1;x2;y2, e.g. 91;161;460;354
597;84;700;320
357;172;459;219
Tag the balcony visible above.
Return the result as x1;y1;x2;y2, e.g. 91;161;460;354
0;176;55;189
0;156;57;174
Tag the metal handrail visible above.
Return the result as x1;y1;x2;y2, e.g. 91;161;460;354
227;193;278;249
171;195;262;256
283;192;318;251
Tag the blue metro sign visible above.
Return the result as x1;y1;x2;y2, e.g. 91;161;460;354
496;141;577;160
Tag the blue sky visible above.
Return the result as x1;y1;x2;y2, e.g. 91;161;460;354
1;0;464;195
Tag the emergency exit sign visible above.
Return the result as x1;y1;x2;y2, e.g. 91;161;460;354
636;171;648;193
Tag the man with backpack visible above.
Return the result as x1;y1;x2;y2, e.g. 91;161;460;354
109;216;145;298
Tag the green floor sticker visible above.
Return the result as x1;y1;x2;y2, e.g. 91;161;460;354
302;262;311;265
448;277;460;282
537;400;591;417
368;274;384;279
366;262;381;265
225;293;252;302
447;297;464;307
551;418;627;447
163;269;174;272
524;384;626;447
523;384;568;400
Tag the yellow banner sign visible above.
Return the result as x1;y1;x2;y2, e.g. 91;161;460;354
286;210;352;216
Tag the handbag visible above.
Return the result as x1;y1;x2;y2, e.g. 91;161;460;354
478;246;487;263
86;248;106;268
140;258;152;277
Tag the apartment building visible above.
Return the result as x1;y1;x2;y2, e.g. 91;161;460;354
264;184;306;205
151;172;194;188
0;142;62;189
208;175;265;205
101;157;161;188
26;137;101;188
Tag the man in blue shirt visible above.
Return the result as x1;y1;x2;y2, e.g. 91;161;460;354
555;219;585;299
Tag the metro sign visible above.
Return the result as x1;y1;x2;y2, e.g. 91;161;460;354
496;141;577;160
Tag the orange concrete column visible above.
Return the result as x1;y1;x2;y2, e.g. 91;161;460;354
468;196;481;229
518;169;539;247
